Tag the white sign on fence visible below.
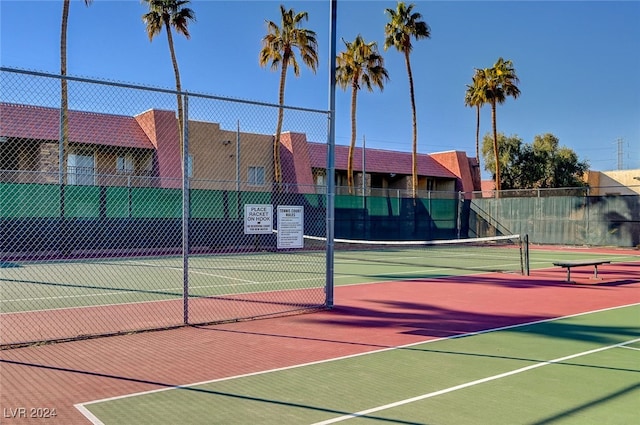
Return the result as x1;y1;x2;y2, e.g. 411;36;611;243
277;206;304;249
244;204;273;234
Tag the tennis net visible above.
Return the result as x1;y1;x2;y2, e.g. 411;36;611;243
304;234;529;276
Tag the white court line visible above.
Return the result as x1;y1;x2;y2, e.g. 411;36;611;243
311;337;640;424
124;260;257;283
1;277;300;306
0;295;182;314
4;273;320;305
75;303;640;424
620;345;640;352
5;291;150;303
3;260;486;306
2;276;329;312
0;265;457;305
73;406;105;425
3;279;261;304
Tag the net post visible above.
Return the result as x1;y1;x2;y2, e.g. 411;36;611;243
524;234;530;276
515;233;530;276
518;234;524;275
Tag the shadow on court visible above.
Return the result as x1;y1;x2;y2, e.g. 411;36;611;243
0;357;425;425
529;382;640;425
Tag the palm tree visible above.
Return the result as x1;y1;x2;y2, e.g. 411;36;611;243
336;35;389;193
464;69;488;171
480;57;520;192
260;5;318;185
384;1;430;198
60;0;93;185
142;0;196;160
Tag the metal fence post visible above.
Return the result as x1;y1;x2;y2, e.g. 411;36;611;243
182;93;190;325
325;0;338;309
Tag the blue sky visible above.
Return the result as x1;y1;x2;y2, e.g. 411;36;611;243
1;0;639;177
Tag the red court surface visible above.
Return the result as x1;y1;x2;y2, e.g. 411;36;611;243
1;262;639;424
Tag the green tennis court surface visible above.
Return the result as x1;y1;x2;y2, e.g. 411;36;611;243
78;303;640;424
1;247;637;313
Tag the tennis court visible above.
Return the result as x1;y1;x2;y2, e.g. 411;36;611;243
77;304;640;425
1;252;328;312
3;239;516;303
3;237;635;313
1;238;638;346
1;244;639;424
2;239;636;312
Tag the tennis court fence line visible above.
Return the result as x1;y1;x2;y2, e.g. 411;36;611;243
1;68;332;348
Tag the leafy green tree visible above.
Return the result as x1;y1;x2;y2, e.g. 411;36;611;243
464;69;488;170
260;5;318;185
142;0;196;159
336;35;389;193
60;0;93;183
477;58;520;192
481;133;526;189
384;1;430;198
482;132;589;190
533;134;589;188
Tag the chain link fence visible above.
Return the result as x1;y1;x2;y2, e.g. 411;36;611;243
2;67;638;347
332;190;460;241
1;67;330;347
466;187;640;247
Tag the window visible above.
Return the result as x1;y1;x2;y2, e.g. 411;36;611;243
313;171;325;194
248;166;265;186
142;155;154;174
426;178;435;191
335;172;348;187
67;153;95;185
116;155;134;174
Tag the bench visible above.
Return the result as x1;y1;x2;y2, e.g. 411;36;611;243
552;260;611;282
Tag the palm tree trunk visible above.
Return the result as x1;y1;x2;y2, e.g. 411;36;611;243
164;20;184;161
491;100;501;193
405;51;418;199
59;0;71;254
274;63;287;185
347;80;358;194
60;0;70;188
475;104;480;169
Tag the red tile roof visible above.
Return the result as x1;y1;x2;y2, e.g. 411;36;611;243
307;142;458;178
1;103;154;150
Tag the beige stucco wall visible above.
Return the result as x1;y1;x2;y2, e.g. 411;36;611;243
586;169;640;195
188;120;273;191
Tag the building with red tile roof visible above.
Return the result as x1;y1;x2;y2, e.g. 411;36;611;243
1;103;154;150
1;102;480;195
